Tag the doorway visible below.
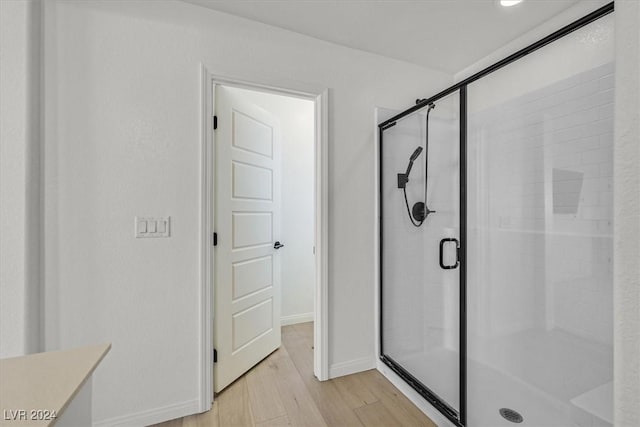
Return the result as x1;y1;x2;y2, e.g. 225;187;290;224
200;71;329;407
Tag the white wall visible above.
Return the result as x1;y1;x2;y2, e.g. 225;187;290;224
224;86;315;325
613;2;640;425
461;7;614;112
0;0;41;358
41;1;450;424
455;0;611;84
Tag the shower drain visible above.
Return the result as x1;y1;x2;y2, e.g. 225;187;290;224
499;408;524;423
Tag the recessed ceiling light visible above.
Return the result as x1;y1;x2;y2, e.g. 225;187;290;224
500;0;524;6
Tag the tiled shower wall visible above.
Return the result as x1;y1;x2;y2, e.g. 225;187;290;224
468;62;614;345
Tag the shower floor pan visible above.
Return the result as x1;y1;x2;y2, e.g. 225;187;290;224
392;329;612;426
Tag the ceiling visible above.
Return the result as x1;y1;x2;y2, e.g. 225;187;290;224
183;0;580;74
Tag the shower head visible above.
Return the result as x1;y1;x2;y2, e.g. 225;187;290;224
398;146;424;189
409;146;423;162
405;146;423;177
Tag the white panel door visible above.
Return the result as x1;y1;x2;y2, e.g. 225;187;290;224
214;86;282;392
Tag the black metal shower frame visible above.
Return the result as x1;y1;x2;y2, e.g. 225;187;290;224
377;3;614;426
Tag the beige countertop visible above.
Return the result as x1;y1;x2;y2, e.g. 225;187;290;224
0;343;111;426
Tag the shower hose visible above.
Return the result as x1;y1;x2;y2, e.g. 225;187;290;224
403;187;424;227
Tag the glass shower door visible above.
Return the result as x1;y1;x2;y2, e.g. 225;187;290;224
466;13;614;427
378;6;613;427
379;91;463;424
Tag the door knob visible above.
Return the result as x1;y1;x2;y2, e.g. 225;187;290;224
274;241;285;250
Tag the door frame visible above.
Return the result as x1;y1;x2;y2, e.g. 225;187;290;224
198;65;329;410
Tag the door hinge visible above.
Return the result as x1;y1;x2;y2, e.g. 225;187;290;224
213;349;217;363
213;232;218;246
213;115;218;130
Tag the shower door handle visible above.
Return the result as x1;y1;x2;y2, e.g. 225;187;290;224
439;238;460;270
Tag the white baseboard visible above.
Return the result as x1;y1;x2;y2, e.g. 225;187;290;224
376;360;454;427
329;356;375;379
94;399;200;427
280;312;314;326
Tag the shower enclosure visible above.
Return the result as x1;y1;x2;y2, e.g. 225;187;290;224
378;4;614;426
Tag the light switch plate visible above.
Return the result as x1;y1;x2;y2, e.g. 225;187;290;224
135;216;170;238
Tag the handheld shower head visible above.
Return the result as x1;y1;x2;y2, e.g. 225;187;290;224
409;146;423;162
398;146;423;189
405;146;423;177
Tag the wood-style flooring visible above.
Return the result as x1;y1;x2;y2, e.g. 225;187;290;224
152;323;436;427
